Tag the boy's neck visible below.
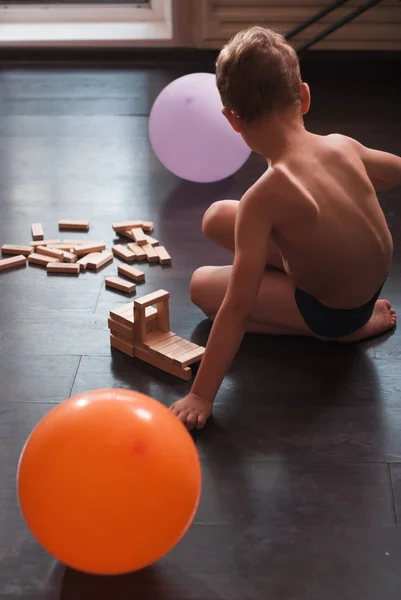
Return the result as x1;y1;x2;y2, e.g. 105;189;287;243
248;112;310;164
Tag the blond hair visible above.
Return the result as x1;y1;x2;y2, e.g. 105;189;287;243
216;26;302;122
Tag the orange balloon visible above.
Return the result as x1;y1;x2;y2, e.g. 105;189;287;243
17;389;201;575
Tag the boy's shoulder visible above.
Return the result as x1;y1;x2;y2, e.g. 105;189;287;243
244;163;315;207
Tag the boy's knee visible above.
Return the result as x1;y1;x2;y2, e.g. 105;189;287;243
202;201;230;239
190;267;214;317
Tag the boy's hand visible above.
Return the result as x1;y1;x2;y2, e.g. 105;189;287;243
170;393;213;431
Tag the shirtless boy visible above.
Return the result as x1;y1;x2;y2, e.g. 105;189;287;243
170;26;401;430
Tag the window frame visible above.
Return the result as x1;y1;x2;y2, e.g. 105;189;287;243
0;0;173;45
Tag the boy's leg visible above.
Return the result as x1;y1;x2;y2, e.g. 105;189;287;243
203;200;285;271
191;265;312;335
191;265;396;339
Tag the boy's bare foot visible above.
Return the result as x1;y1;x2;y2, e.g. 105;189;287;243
338;299;397;342
170;393;213;431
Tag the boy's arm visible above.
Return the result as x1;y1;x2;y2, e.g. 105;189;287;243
355;142;401;190
170;185;272;430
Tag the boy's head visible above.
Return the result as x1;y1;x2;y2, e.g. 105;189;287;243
216;26;309;132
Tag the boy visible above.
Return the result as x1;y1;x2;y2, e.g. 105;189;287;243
170;26;401;430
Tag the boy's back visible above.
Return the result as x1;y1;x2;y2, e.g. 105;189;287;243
267;132;393;308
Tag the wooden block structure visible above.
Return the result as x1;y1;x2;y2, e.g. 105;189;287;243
109;290;205;380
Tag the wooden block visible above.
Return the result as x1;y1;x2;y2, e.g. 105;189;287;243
146;319;157;334
135;289;169;308
143;243;159;263
173;346;205;367
143;234;159;246
162;339;194;358
37;246;65;260
110;334;135;358
58;219;90;231
134;345;191;381
28;253;60;267
112;244;136;263
144;330;176;347
31;223;44;241
47;263;80;275
0;255;26;272
105;276;136;294
164;341;198;359
75;255;90;271
2;245;33;256
30;239;61;248
118;264;145;282
142;221;154;233
127;243;147;261
148;340;183;361
46;243;75;250
134;304;147;344
117;229;136;241
112;220;144;233
109;303;156;326
63;239;98;245
110;308;134;327
74;242;106;256
110;301;134;317
149;335;182;352
145;306;158;321
108;318;134;341
132;227;147;246
154;245;172;265
62;251;78;263
87;251;113;271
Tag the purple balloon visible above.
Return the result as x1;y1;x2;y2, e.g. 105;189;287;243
149;73;252;183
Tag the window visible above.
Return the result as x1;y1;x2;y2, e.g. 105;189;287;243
0;0;173;45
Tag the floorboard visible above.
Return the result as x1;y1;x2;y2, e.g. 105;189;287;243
0;51;400;598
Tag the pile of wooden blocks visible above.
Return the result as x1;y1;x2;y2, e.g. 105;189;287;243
109;290;205;380
102;220;172;295
1;218;174;302
1;220;112;275
112;221;171;266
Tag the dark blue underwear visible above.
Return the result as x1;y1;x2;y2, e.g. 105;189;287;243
295;281;385;338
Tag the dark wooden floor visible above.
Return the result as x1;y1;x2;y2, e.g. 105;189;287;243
0;52;401;599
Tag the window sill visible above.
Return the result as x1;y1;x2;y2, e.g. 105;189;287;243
0;21;173;47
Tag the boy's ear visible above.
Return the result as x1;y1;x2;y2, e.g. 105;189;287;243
300;82;311;115
222;107;243;133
